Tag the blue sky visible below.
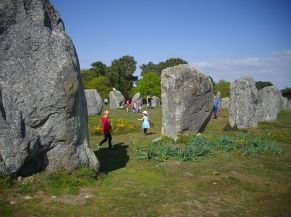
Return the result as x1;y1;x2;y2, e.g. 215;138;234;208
51;0;291;89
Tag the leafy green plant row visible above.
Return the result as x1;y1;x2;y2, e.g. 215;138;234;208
135;133;282;162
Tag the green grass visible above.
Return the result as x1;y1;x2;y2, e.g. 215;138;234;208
1;107;291;217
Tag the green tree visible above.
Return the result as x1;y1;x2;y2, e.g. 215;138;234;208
140;58;188;75
136;73;161;97
281;87;291;100
84;76;113;98
81;61;107;84
140;62;160;75
90;61;107;77
107;55;137;97
214;80;230;98
255;81;273;90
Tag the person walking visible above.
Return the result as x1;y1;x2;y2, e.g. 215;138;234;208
138;111;150;135
147;96;152;108
125;99;131;112
212;96;220;119
98;110;112;149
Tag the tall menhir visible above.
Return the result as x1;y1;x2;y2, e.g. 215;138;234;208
0;0;98;176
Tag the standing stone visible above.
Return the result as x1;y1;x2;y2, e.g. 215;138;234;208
281;97;288;110
146;95;160;107
131;92;142;106
84;89;103;115
151;96;161;107
221;97;229;109
0;0;98;176
229;77;258;129
109;88;125;109
256;86;281;121
161;65;213;139
288;100;291;109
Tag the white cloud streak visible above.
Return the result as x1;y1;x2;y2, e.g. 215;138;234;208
192;50;291;89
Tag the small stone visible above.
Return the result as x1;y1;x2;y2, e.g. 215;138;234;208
24;196;33;200
83;195;91;199
10;201;16;205
184;172;194;177
139;192;147;197
212;171;220;176
212;182;217;185
51;196;56;199
17;176;22;182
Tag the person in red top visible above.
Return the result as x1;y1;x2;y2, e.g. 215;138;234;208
98;110;112;149
125;99;130;112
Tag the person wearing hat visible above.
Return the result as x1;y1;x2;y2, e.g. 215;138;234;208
98;110;112;148
138;111;150;135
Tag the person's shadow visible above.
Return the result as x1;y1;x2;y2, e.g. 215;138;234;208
94;143;129;174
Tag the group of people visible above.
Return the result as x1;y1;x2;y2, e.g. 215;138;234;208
97;109;150;149
98;94;220;149
124;97;153;113
125;99;142;113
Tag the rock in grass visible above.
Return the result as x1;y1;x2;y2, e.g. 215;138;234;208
109;88;125;109
0;0;98;176
161;65;213;139
85;89;103;115
229;77;258;129
256;86;281;122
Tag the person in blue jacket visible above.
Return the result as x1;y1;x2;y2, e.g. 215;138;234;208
212;96;220;119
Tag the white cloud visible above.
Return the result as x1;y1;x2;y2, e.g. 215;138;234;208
192;50;291;89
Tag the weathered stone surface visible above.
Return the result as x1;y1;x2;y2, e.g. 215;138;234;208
281;96;288;110
131;92;142;106
151;96;161;107
229;77;258;129
221;97;229;109
161;65;213;139
84;89;103;115
109;88;125;109
288;100;291;109
0;0;98;176
256;86;281;121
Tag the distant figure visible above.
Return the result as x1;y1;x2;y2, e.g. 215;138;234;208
133;101;137;112
148;96;152;108
104;98;108;106
125;99;131;112
212;96;220;119
98;110;112;149
136;100;141;113
138;111;150;135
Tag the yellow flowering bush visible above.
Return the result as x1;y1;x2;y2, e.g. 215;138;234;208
88;117;138;135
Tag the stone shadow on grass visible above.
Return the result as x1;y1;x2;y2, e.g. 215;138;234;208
94;143;129;174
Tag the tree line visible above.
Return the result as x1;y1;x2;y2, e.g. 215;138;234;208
81;56;291;100
81;56;187;99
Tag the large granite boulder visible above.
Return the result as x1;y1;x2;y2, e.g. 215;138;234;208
161;65;213;139
0;0;98;176
221;97;229;109
256;86;281;121
109;88;125;109
229;77;258;129
84;89;103;115
131;92;142;106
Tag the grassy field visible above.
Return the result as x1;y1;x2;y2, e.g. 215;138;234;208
1;107;291;217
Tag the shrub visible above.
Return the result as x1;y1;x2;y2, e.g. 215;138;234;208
88;117;139;135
